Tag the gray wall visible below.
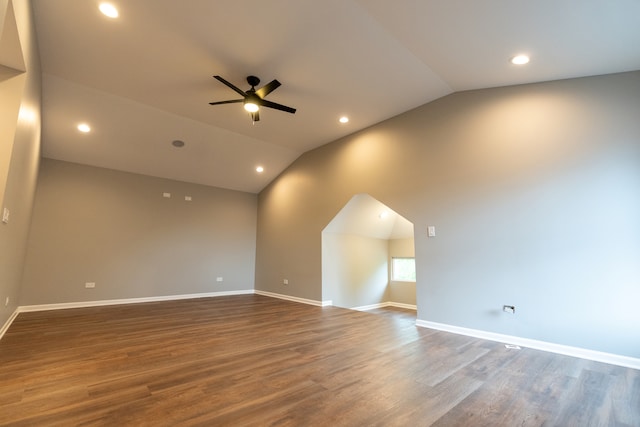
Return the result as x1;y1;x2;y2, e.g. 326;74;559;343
388;237;416;306
20;159;257;305
322;233;389;308
256;71;640;358
0;0;41;327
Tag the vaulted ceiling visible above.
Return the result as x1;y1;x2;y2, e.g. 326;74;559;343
33;0;640;193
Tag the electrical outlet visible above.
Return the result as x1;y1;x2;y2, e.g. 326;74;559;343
503;305;515;314
216;277;223;282
283;279;289;285
85;282;96;288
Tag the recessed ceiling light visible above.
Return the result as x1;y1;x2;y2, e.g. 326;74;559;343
77;123;91;133
510;54;530;65
99;3;119;18
171;140;185;148
256;166;264;173
339;116;349;124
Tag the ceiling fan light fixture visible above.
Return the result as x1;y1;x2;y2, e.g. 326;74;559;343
244;101;259;113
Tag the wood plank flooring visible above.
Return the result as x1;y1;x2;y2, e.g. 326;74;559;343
0;294;638;426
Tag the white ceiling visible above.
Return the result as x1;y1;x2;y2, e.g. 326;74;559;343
324;194;414;240
33;0;640;193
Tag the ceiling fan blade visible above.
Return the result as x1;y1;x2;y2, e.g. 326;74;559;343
255;79;281;99
213;75;247;97
251;110;260;122
259;99;296;114
209;99;243;105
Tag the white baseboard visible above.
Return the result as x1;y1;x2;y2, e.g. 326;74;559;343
388;302;417;310
416;320;640;371
254;290;332;307
352;301;417;311
0;308;20;341
17;290;255;313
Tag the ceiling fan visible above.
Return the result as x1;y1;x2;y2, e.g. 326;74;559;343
209;75;296;122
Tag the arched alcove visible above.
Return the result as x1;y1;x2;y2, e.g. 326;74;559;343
322;193;416;310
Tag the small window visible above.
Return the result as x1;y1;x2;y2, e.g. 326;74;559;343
391;257;416;282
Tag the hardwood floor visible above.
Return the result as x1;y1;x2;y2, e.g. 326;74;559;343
0;294;638;426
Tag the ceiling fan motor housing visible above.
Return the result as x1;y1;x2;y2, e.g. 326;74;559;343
247;75;260;88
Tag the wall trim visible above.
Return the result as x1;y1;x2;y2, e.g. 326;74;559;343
17;290;255;313
388;302;417;310
352;301;417;311
0;308;20;341
254;290;331;307
416;320;640;371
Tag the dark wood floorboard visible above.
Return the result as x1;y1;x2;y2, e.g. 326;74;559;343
0;294;638;426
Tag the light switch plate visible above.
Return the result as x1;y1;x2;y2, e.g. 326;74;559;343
2;207;9;224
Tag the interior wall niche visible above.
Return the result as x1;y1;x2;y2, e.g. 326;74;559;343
1;0;26;73
0;0;27;205
321;193;415;309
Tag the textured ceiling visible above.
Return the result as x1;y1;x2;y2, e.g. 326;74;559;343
33;0;640;193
